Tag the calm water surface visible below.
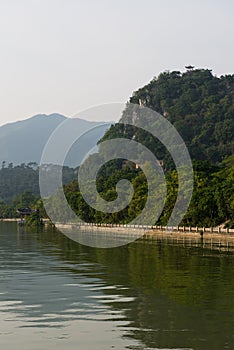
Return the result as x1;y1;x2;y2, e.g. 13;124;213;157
0;222;233;350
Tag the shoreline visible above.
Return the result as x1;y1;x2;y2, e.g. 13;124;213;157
1;220;234;247
145;229;234;243
0;218;50;224
56;223;234;244
56;223;234;251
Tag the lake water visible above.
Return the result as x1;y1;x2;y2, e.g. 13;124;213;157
0;222;233;350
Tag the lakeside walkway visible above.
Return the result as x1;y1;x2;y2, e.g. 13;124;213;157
56;222;234;235
56;222;234;250
1;220;234;250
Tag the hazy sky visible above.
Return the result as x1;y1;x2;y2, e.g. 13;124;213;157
0;0;234;125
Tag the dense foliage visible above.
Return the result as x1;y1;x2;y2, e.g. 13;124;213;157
0;162;39;204
60;155;233;228
131;69;234;163
62;69;234;227
102;69;234;166
0;162;76;218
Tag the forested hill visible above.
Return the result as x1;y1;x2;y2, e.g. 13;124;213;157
0;163;76;204
102;69;234;164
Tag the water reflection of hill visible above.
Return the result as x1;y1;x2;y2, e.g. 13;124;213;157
35;226;234;349
1;223;233;350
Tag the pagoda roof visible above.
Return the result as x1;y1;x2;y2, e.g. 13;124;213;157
17;208;35;215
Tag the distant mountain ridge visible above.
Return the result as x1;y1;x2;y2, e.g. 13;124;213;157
0;113;110;167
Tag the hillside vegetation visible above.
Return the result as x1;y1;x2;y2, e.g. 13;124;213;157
130;69;234;163
1;69;234;227
60;70;234;228
0;163;76;218
102;69;234;166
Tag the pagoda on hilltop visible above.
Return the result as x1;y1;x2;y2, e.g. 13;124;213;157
185;65;194;71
